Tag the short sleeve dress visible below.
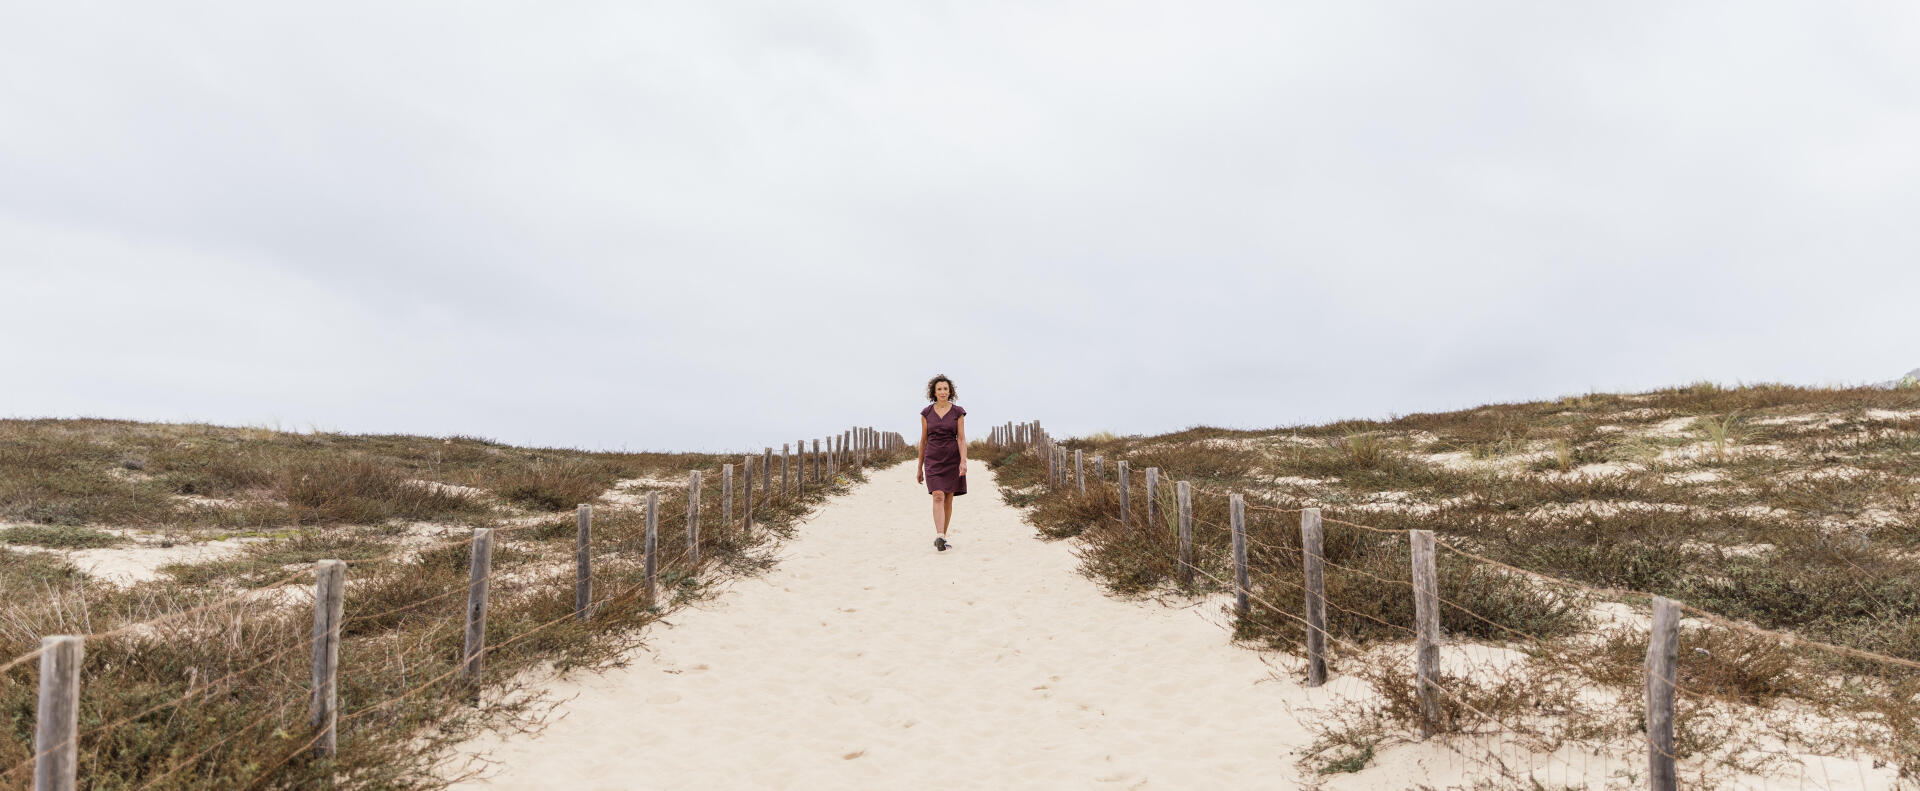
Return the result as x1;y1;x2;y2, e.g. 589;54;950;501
921;403;967;496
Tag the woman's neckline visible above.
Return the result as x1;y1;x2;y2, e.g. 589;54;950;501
932;402;954;419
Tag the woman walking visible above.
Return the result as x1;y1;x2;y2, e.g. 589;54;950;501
917;374;967;551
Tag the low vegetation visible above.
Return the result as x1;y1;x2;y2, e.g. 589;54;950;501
0;418;911;789
981;382;1920;784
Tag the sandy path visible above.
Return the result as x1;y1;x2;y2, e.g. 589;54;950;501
452;463;1316;790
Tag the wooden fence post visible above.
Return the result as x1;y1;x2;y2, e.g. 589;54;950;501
33;634;83;791
1117;461;1130;525
1647;596;1681;791
762;447;772;495
1300;508;1327;686
813;439;821;483
781;444;790;500
796;439;805;495
311;559;345;757
1094;455;1104;478
1076;450;1085;494
1230;494;1249;619
721;465;733;537
743;456;755;532
686;470;702;567
1146;467;1160;529
460;528;493;683
1176;481;1193;585
1411;529;1441;737
576;505;592;620
644;492;660;604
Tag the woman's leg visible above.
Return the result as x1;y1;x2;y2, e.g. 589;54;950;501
930;491;948;535
943;495;954;532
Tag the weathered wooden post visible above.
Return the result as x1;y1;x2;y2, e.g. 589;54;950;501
721;464;733;536
311;559;345;756
33;635;83;791
781;444;790;500
743;455;755;531
1411;529;1442;737
460;528;494;683
813;439;821;482
1075;450;1085;495
1230;494;1249;619
644;492;660;604
1117;461;1130;525
1094;455;1104;478
686;470;702;567
1146;467;1161;529
762;447;772;495
1647;596;1681;791
796;439;805;495
575;505;592;619
1176;481;1194;585
1300;508;1327;685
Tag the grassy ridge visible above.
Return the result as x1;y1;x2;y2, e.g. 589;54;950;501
983;382;1920;779
0;418;910;789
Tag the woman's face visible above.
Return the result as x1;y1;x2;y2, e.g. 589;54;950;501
935;381;951;401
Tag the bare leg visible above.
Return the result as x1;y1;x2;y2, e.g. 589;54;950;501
931;491;948;536
943;495;954;534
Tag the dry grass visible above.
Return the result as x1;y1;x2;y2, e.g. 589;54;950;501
988;382;1920;783
0;418;914;789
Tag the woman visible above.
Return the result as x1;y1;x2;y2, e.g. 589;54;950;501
916;374;967;551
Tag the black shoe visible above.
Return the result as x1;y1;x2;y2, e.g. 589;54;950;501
934;536;948;551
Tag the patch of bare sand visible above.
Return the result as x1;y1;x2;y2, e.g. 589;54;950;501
1666;469;1725;485
15;535;263;585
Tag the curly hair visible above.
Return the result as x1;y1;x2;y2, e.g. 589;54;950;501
925;374;957;403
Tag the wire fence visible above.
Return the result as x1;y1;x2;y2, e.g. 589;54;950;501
0;426;908;791
994;424;1917;790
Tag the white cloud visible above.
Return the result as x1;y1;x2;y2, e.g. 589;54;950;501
4;1;1916;448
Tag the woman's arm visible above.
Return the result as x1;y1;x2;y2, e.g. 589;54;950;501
957;416;967;474
917;416;929;482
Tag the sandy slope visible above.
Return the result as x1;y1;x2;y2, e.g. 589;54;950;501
451;462;1316;790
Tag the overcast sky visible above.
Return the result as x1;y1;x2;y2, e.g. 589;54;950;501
4;2;1917;452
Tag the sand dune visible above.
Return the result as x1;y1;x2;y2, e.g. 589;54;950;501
450;462;1318;789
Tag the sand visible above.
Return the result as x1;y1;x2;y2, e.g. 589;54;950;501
450;462;1318;790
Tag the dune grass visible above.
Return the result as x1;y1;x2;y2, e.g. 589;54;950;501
983;382;1920;780
0;418;913;789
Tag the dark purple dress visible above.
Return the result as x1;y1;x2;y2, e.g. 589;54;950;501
921;403;967;496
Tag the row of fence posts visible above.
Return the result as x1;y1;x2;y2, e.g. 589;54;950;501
25;425;907;791
1019;429;1685;791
